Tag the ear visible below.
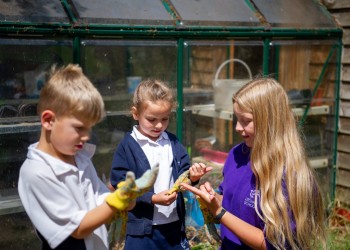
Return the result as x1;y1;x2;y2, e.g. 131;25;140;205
41;110;55;130
131;106;139;120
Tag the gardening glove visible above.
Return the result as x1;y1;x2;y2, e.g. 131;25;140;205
106;164;159;210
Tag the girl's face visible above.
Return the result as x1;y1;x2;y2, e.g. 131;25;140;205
233;103;255;147
133;100;172;141
48;115;92;164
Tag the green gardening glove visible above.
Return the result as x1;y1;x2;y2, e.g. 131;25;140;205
105;164;159;210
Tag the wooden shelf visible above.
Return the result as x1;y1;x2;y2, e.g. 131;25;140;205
192;155;328;169
190;104;330;121
0;122;41;134
0;111;131;134
0;91;181;134
192;156;224;169
309;156;329;169
0;195;24;216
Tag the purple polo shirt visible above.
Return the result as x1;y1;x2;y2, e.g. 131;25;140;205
219;143;277;250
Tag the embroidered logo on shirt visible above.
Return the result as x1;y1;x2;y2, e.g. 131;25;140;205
181;238;190;249
244;189;259;208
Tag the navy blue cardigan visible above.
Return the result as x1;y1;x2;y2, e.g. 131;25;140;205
109;131;190;236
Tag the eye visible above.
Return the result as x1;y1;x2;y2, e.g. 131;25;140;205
74;126;84;132
242;119;252;127
75;124;91;133
236;118;251;128
243;119;252;124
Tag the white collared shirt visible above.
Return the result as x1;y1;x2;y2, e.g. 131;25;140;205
131;126;179;225
18;143;110;250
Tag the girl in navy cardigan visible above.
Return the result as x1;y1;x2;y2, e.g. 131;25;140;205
110;79;212;250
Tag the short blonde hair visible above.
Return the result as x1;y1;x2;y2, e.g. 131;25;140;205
38;64;105;125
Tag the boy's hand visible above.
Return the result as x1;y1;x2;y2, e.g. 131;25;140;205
189;162;213;183
106;164;159;210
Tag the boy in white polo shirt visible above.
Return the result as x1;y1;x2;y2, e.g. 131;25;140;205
18;64;157;250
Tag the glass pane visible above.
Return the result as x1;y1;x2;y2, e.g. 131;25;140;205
254;0;336;28
182;40;263;244
80;39;178;178
0;0;68;23
172;0;260;26
0;39;72;222
0;212;40;249
268;39;339;203
72;0;173;25
183;40;263;108
182;39;263;165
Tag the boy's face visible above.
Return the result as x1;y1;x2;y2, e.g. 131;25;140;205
48;114;92;162
132;100;171;141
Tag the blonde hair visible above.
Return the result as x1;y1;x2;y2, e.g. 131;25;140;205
132;79;176;112
233;78;326;249
38;64;105;125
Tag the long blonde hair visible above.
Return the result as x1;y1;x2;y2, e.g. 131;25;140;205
233;78;326;249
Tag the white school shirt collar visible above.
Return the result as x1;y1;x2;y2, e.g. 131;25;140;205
131;125;169;144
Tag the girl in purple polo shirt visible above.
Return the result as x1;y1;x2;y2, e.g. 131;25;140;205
182;78;326;249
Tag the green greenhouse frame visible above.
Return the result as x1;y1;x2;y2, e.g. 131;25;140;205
0;0;343;219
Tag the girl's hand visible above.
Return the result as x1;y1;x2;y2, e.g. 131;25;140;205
152;190;177;206
189;162;213;183
180;182;221;216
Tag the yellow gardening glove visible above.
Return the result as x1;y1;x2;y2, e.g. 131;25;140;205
106;164;159;210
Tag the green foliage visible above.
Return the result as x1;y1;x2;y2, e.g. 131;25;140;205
191;242;218;250
327;229;350;249
326;202;350;250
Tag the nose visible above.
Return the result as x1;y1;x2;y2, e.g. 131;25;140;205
155;121;163;129
81;129;91;142
235;121;243;133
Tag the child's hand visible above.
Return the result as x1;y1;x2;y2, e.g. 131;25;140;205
106;165;159;210
152;190;177;206
189;162;213;183
180;182;221;216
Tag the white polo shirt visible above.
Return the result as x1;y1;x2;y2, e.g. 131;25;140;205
18;143;110;250
131;126;179;225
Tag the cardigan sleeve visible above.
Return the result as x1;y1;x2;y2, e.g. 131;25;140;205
169;132;191;177
109;134;155;206
110;139;131;189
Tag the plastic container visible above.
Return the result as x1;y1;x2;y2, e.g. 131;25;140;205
200;148;228;165
213;59;252;111
127;76;142;93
